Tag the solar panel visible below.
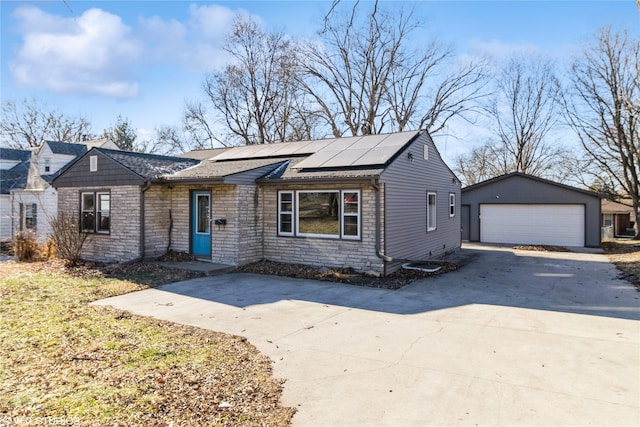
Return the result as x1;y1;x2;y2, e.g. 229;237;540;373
293;131;421;169
207;130;422;169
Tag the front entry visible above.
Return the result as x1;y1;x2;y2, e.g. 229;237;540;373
191;190;211;257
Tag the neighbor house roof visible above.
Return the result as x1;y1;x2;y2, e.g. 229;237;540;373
0;148;31;194
462;172;602;198
602;199;634;214
0;148;31;163
0;160;30;194
42;140;88;156
97;149;200;180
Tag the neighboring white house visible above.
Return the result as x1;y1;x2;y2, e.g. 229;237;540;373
0;148;31;242
10;139;119;243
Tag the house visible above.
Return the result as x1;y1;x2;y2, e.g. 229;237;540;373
10;139;119;243
461;172;602;247
0;148;31;242
52;130;461;275
601;198;635;237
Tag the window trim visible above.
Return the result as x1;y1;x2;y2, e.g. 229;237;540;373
277;189;362;240
341;190;361;240
449;193;456;218
277;191;294;236
427;191;437;232
81;191;110;234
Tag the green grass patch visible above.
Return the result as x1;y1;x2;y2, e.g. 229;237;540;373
0;261;294;426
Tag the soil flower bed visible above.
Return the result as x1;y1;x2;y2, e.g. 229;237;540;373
603;240;640;289
0;260;295;426
237;259;458;289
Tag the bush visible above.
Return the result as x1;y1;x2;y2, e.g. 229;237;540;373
50;213;87;263
12;232;41;262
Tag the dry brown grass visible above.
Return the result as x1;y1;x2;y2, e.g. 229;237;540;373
603;239;640;289
0;260;295;426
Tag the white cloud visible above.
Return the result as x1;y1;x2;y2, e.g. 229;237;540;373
468;38;541;60
8;4;263;98
10;7;141;98
138;4;260;71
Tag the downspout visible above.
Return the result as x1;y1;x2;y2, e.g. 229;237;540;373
130;181;152;263
372;178;446;268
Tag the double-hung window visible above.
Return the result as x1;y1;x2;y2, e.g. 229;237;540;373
81;191;110;233
277;189;361;239
427;192;437;231
19;203;37;231
278;191;294;236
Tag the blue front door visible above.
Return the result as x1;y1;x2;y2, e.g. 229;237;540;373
191;191;211;257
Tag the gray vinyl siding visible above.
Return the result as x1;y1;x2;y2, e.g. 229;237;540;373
380;132;461;273
462;174;601;247
53;152;144;188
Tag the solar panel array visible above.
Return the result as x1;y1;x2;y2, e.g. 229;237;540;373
207;130;422;169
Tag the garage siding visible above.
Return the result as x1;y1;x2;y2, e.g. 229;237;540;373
462;173;601;247
480;204;585;246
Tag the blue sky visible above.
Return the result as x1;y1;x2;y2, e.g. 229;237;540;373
1;0;638;158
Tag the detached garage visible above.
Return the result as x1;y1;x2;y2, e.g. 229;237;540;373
462;173;602;247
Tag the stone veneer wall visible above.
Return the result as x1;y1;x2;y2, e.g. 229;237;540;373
58;186;142;262
262;183;385;274
143;185;172;259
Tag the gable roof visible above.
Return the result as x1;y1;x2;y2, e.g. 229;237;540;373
462;172;602;198
96;149;200;180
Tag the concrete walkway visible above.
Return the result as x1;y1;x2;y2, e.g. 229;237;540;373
94;244;640;426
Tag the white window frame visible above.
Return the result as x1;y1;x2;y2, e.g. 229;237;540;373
603;214;613;227
341;190;361;240
427;192;437;231
279;189;362;240
449;193;456;218
89;155;98;172
277;191;294;236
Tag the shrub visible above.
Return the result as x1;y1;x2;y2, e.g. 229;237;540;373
49;213;87;263
12;232;41;262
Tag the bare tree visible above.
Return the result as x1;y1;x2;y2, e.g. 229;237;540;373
1;99;92;148
190;17;313;146
563;27;640;238
488;56;564;175
299;1;487;137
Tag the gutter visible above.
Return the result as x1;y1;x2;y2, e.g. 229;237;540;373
257;176;376;186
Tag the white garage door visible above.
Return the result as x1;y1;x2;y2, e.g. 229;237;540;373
480;204;585;247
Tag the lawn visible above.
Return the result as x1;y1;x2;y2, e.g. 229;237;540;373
603;239;640;289
0;260;295;426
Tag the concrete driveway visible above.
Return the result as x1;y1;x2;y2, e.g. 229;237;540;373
94;243;640;426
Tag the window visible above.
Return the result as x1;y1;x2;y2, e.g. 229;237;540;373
603;214;613;227
81;191;110;233
449;193;456;217
277;189;361;239
427;192;437;231
44;159;51;173
278;191;294;236
342;191;360;239
19;203;37;231
297;191;340;238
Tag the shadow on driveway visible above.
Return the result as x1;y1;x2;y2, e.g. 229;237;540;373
154;244;640;321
